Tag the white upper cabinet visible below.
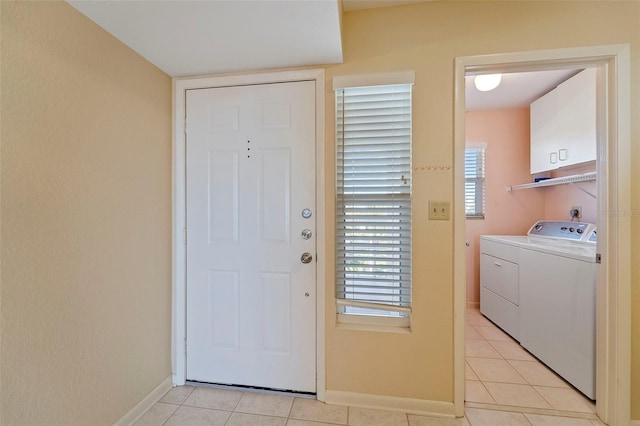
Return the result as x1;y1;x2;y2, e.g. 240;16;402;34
530;83;561;174
530;68;597;174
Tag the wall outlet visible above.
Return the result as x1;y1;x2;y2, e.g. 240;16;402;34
570;206;582;219
429;200;450;220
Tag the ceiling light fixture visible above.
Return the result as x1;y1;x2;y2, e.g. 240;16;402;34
474;74;502;92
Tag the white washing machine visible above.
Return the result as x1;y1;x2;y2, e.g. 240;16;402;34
480;221;597;399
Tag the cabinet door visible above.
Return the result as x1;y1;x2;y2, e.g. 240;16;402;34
530;87;560;174
530;68;597;174
554;67;597;167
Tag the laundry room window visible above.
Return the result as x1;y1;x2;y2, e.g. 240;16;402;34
465;144;486;219
334;75;413;328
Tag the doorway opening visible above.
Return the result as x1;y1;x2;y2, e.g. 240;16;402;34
453;45;631;426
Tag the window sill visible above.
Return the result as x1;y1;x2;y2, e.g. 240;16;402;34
335;314;411;334
466;215;485;220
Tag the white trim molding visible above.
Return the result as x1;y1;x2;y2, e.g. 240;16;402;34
324;390;455;417
454;44;631;424
171;68;326;400
332;70;415;89
114;376;173;426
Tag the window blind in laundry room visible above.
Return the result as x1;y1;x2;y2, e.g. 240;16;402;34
465;146;486;218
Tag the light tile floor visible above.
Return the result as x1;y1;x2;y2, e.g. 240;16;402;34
465;307;602;422
136;308;604;425
136;384;605;426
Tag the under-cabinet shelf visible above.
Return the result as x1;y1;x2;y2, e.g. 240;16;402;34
507;172;596;192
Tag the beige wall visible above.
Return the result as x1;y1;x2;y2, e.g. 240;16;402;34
1;1;172;424
325;0;639;416
464;108;545;306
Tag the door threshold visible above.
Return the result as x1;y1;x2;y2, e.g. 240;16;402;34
186;380;317;399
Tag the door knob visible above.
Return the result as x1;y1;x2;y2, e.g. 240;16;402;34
301;229;312;240
301;253;313;264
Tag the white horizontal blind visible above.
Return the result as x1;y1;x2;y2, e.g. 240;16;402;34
465;147;486;218
335;84;412;317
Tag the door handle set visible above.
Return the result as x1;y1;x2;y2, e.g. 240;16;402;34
300;208;313;264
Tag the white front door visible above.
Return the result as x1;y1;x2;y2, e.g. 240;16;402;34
185;81;316;392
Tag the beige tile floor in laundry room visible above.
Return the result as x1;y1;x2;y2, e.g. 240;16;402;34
135;308;604;426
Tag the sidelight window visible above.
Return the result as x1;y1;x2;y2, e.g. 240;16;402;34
335;82;412;326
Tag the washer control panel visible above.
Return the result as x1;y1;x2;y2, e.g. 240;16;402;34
528;221;595;241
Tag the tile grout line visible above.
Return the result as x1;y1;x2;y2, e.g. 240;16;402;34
466;401;601;421
159;387;195;426
530;384;557;415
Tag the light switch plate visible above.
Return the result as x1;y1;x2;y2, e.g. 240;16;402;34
429;200;450;220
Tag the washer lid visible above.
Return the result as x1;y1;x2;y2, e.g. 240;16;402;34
524;241;597;262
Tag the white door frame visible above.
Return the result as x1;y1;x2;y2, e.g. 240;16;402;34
172;69;326;400
453;45;631;424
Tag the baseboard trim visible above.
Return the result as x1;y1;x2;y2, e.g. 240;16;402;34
324;390;455;417
466;301;480;309
115;375;173;426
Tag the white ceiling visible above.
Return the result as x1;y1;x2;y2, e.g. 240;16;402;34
66;0;578;110
67;0;343;77
465;69;580;111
